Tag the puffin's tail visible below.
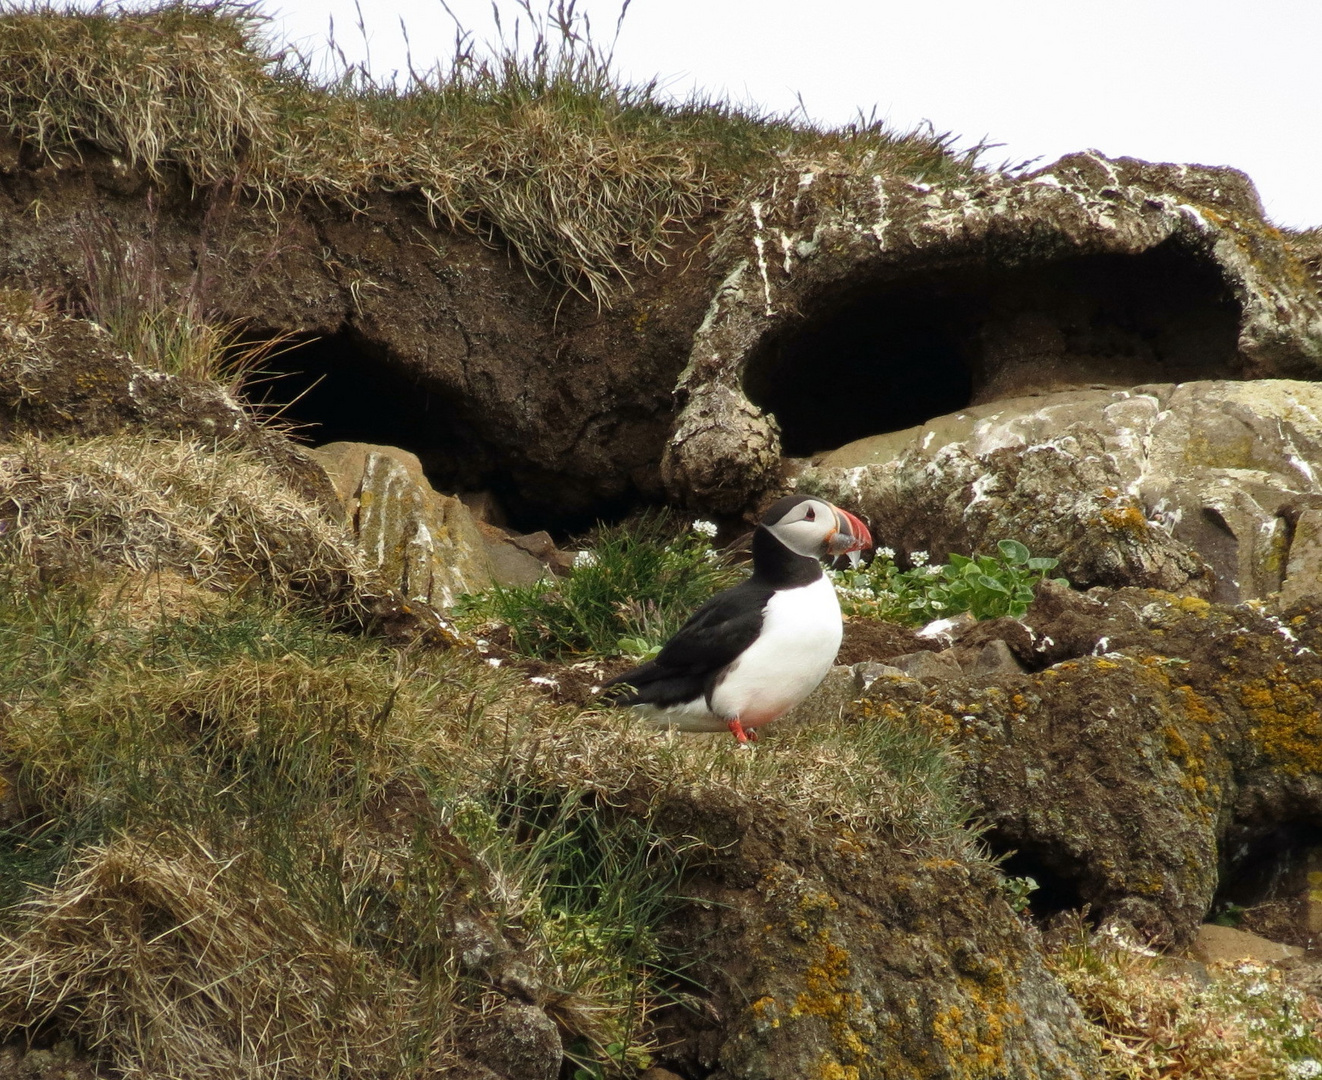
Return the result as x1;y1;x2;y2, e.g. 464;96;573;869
599;661;656;706
601;660;707;710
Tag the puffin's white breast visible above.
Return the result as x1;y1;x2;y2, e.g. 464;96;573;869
709;574;842;727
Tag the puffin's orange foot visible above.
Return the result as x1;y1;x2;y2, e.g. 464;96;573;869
727;718;756;744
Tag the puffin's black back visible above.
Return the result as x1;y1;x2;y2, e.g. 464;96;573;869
602;512;823;708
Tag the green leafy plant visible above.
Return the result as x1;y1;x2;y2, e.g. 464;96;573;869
1001;874;1040;914
833;539;1067;625
454;514;742;659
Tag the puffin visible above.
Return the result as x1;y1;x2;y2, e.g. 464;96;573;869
602;495;872;743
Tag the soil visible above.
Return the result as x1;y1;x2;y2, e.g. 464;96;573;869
836;617;937;664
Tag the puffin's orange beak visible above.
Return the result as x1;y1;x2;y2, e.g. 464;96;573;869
826;505;872;557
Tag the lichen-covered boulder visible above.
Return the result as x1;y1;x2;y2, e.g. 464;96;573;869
843;583;1322;946
664;153;1322;514
650;788;1101;1080
308;441;493;608
806;380;1322;602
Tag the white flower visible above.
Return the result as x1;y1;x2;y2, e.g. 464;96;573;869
1290;1059;1322;1079
573;550;598;569
692;519;718;539
910;550;929;566
876;546;896;560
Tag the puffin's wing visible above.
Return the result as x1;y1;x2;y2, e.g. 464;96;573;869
603;581;773;706
651;581;773;671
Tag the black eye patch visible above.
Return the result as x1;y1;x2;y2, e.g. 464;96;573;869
804;507;815;521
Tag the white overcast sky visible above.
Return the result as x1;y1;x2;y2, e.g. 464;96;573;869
262;0;1321;229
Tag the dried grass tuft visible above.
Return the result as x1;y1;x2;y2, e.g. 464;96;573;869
94;569;224;632
0;2;277;189
1048;921;1322;1079
497;704;970;850
0;432;370;609
76;213;297;391
0;831;448;1080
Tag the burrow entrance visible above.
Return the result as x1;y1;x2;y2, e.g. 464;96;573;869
245;329;491;491
243;329;631;533
743;241;1243;458
985;836;1089;923
1211;820;1322;948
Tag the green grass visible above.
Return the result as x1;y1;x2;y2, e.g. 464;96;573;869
0;566;680;1075
0;2;983;304
0;517;980;1076
454;512;744;658
0;555;983;1068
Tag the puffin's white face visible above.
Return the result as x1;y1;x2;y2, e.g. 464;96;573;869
763;497;873;561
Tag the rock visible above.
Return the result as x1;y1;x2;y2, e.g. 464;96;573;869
808;380;1322;602
466;1001;562;1080
916;611;978;644
851;660;904;691
1281;507;1322;608
1190;924;1303;964
776;665;858;729
478;524;550;587
459;490;508;526
958;638;1026;678
652;788;1101;1079
504;529;576;575
665;152;1322;513
308;441;493;609
887;649;965;681
471;521;582;586
507;530;556;560
845;586;1322;946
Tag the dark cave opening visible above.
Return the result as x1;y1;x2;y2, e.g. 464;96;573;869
243;329;490;493
243;330;645;535
989;841;1088;922
1213;821;1322;913
744;241;1243;458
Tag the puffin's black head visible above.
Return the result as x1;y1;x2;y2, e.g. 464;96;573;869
760;495;873;562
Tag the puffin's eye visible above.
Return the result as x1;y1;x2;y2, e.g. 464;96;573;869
804;507;815;521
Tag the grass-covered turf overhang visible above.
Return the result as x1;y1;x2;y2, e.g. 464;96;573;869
0;0;981;304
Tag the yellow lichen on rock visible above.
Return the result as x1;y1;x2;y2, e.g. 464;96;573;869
1235;663;1322;774
929;971;1018;1077
1098;503;1150;537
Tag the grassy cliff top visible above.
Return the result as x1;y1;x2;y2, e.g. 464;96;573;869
0;1;981;302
